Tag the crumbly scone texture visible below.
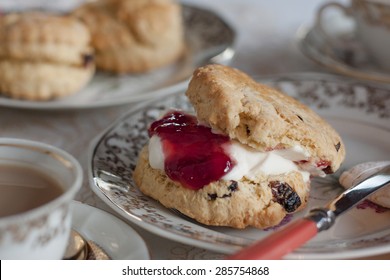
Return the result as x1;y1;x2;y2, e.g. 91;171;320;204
72;0;184;73
0;12;95;100
186;64;346;173
133;146;310;229
0;12;92;65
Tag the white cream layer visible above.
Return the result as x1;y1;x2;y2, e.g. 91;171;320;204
223;142;311;182
148;135;312;183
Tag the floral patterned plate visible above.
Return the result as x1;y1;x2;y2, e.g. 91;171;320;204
0;4;235;110
88;73;390;259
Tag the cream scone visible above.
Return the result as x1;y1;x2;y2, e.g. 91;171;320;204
0;12;95;101
72;0;184;74
133;64;346;229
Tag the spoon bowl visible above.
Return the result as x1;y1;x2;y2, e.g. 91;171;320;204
63;229;89;260
63;229;111;260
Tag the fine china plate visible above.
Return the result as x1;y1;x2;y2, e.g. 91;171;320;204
0;5;235;110
71;201;150;260
88;73;390;259
297;12;390;83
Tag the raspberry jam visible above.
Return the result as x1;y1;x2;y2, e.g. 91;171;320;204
148;111;235;190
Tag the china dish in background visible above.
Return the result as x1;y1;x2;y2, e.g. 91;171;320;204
0;4;235;110
298;0;390;83
88;73;390;259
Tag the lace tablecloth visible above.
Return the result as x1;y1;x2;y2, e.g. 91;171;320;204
0;0;360;259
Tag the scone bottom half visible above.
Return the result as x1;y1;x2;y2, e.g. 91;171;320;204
0;12;95;101
133;64;346;229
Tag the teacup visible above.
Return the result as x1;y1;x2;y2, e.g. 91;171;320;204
0;138;82;259
316;0;390;70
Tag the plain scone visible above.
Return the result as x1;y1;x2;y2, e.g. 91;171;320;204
0;12;95;100
134;64;346;229
72;0;185;74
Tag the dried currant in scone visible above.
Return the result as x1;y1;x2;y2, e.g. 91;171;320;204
269;181;301;212
208;193;218;201
207;192;232;200
335;142;341;152
82;54;94;68
228;180;238;192
207;180;239;201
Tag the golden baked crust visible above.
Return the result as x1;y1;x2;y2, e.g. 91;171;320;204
0;12;95;100
134;146;309;229
0;12;92;65
186;64;346;173
72;0;184;73
0;60;94;100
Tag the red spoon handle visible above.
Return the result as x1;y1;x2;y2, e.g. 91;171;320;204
226;218;318;260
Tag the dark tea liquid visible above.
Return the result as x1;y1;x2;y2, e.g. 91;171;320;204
0;165;64;218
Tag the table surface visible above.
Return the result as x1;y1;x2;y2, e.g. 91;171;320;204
2;0;389;260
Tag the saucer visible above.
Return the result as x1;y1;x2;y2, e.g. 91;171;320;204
297;13;390;83
71;201;150;260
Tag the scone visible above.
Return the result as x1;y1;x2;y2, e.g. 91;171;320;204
133;64;346;229
0;12;95;101
72;0;184;74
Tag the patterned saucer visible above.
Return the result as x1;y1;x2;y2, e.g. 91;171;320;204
297;12;390;83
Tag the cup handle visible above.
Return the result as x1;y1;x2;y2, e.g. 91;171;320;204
315;2;353;42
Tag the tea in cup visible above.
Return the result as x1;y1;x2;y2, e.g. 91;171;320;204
0;138;82;259
316;0;390;71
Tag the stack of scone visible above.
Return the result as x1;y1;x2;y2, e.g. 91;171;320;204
72;0;184;74
134;64;346;229
0;0;184;100
0;12;95;100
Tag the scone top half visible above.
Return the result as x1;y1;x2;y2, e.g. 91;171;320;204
0;12;93;67
186;64;345;175
72;0;184;74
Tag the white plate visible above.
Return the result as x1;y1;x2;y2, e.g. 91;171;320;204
71;201;150;260
0;4;235;110
88;73;390;259
297;12;390;83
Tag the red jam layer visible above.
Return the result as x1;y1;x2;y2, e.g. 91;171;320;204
148;111;235;190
